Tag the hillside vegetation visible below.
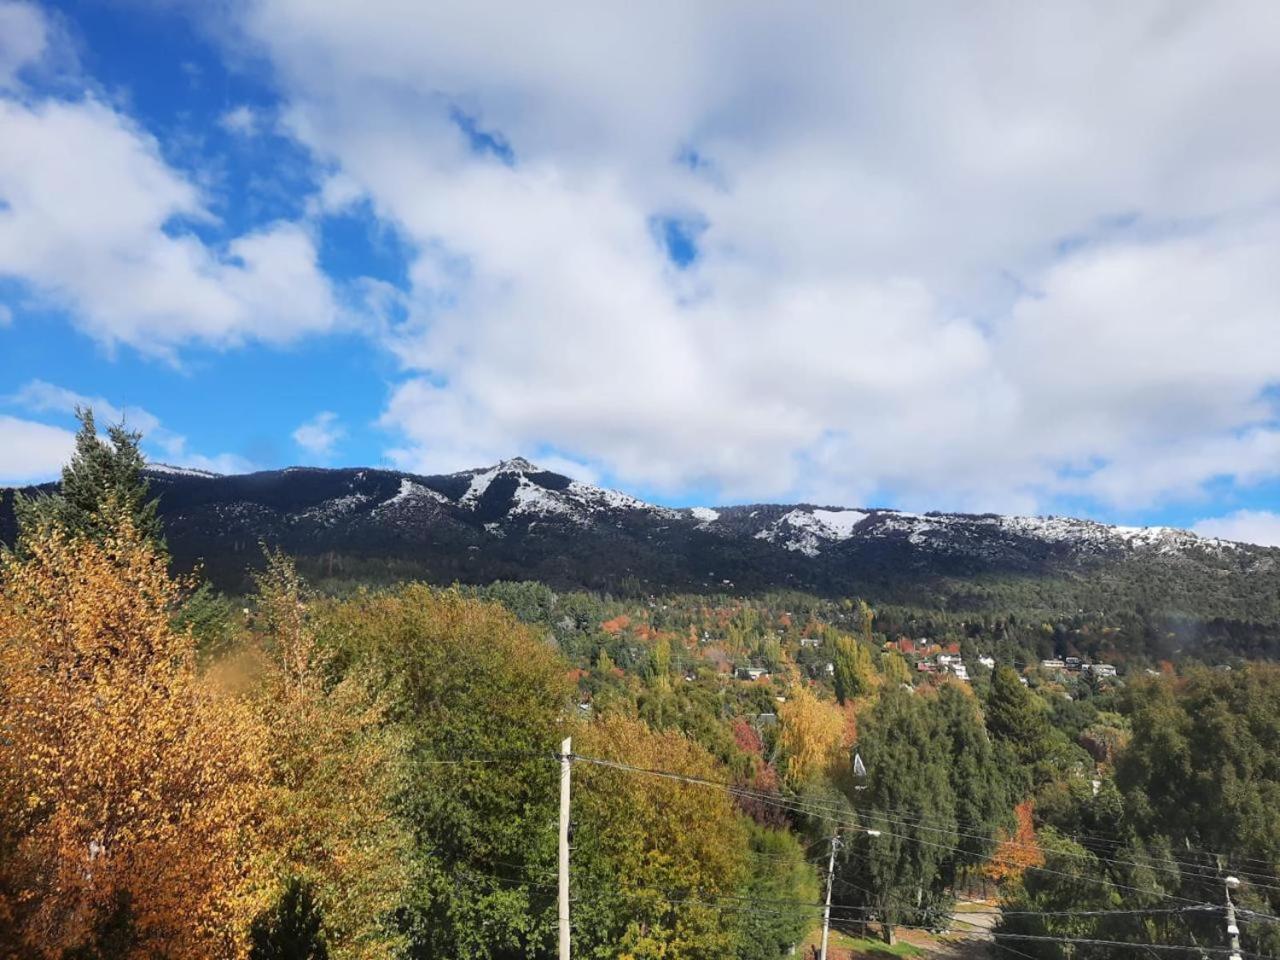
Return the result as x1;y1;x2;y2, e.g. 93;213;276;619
2;416;1279;959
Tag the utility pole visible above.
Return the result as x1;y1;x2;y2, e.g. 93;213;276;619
1224;875;1242;960
819;831;841;960
559;737;572;960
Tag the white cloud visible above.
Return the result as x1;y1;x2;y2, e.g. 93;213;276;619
219;0;1280;509
1194;510;1280;548
0;1;46;88
0;414;74;484
9;379;251;476
0;303;11;326
0;16;340;358
219;104;260;136
292;410;345;459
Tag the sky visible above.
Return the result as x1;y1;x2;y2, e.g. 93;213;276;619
2;1;1280;544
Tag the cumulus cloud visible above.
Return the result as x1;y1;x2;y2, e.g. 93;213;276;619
216;0;1280;509
0;1;340;359
9;379;251;476
1194;510;1280;547
0;414;74;484
292;410;345;459
0;95;340;357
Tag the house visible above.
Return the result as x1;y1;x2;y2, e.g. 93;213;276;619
1041;658;1066;671
950;664;969;681
916;661;936;673
978;655;996;669
1084;663;1117;678
936;653;961;667
737;666;769;681
1065;656;1083;671
799;637;822;648
892;637;917;656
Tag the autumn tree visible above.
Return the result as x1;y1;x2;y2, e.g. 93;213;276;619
0;522;263;958
571;714;749;959
777;684;844;789
249;551;412;960
984;801;1044;885
832;634;876;705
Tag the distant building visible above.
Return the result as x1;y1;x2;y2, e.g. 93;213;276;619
1041;658;1066;671
1065;656;1083;671
936;653;961;667
951;664;969;681
738;666;769;681
799;637;822;648
917;661;936;673
1085;663;1117;678
978;655;996;669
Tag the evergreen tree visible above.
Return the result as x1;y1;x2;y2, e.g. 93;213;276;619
985;665;1052;783
733;827;820;960
249;879;329;960
14;408;162;549
932;683;1012;883
844;687;957;943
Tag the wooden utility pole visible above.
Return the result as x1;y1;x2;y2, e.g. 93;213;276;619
559;737;572;960
819;831;840;960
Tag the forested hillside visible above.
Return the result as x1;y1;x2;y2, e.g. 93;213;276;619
4;455;1280;664
3;418;1279;959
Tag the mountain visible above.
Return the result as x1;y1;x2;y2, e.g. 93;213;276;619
3;458;1278;623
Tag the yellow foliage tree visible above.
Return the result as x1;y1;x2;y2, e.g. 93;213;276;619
573;715;748;959
777;684;845;789
249;552;412;960
0;523;265;959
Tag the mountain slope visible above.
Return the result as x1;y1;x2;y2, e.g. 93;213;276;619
3;458;1277;622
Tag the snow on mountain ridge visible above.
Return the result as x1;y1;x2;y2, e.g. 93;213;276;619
755;508;871;557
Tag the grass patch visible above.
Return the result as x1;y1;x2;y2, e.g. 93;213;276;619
804;928;926;957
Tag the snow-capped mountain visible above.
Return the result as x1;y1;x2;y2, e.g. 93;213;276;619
2;457;1274;605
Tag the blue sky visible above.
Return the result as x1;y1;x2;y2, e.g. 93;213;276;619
2;1;1280;545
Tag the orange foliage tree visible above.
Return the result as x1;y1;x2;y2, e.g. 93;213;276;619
984;800;1044;884
0;522;265;959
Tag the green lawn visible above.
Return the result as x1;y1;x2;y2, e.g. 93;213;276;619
803;928;926;957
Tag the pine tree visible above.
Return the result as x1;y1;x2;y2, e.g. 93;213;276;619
249;879;329;960
13;408;162;549
985;665;1052;774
